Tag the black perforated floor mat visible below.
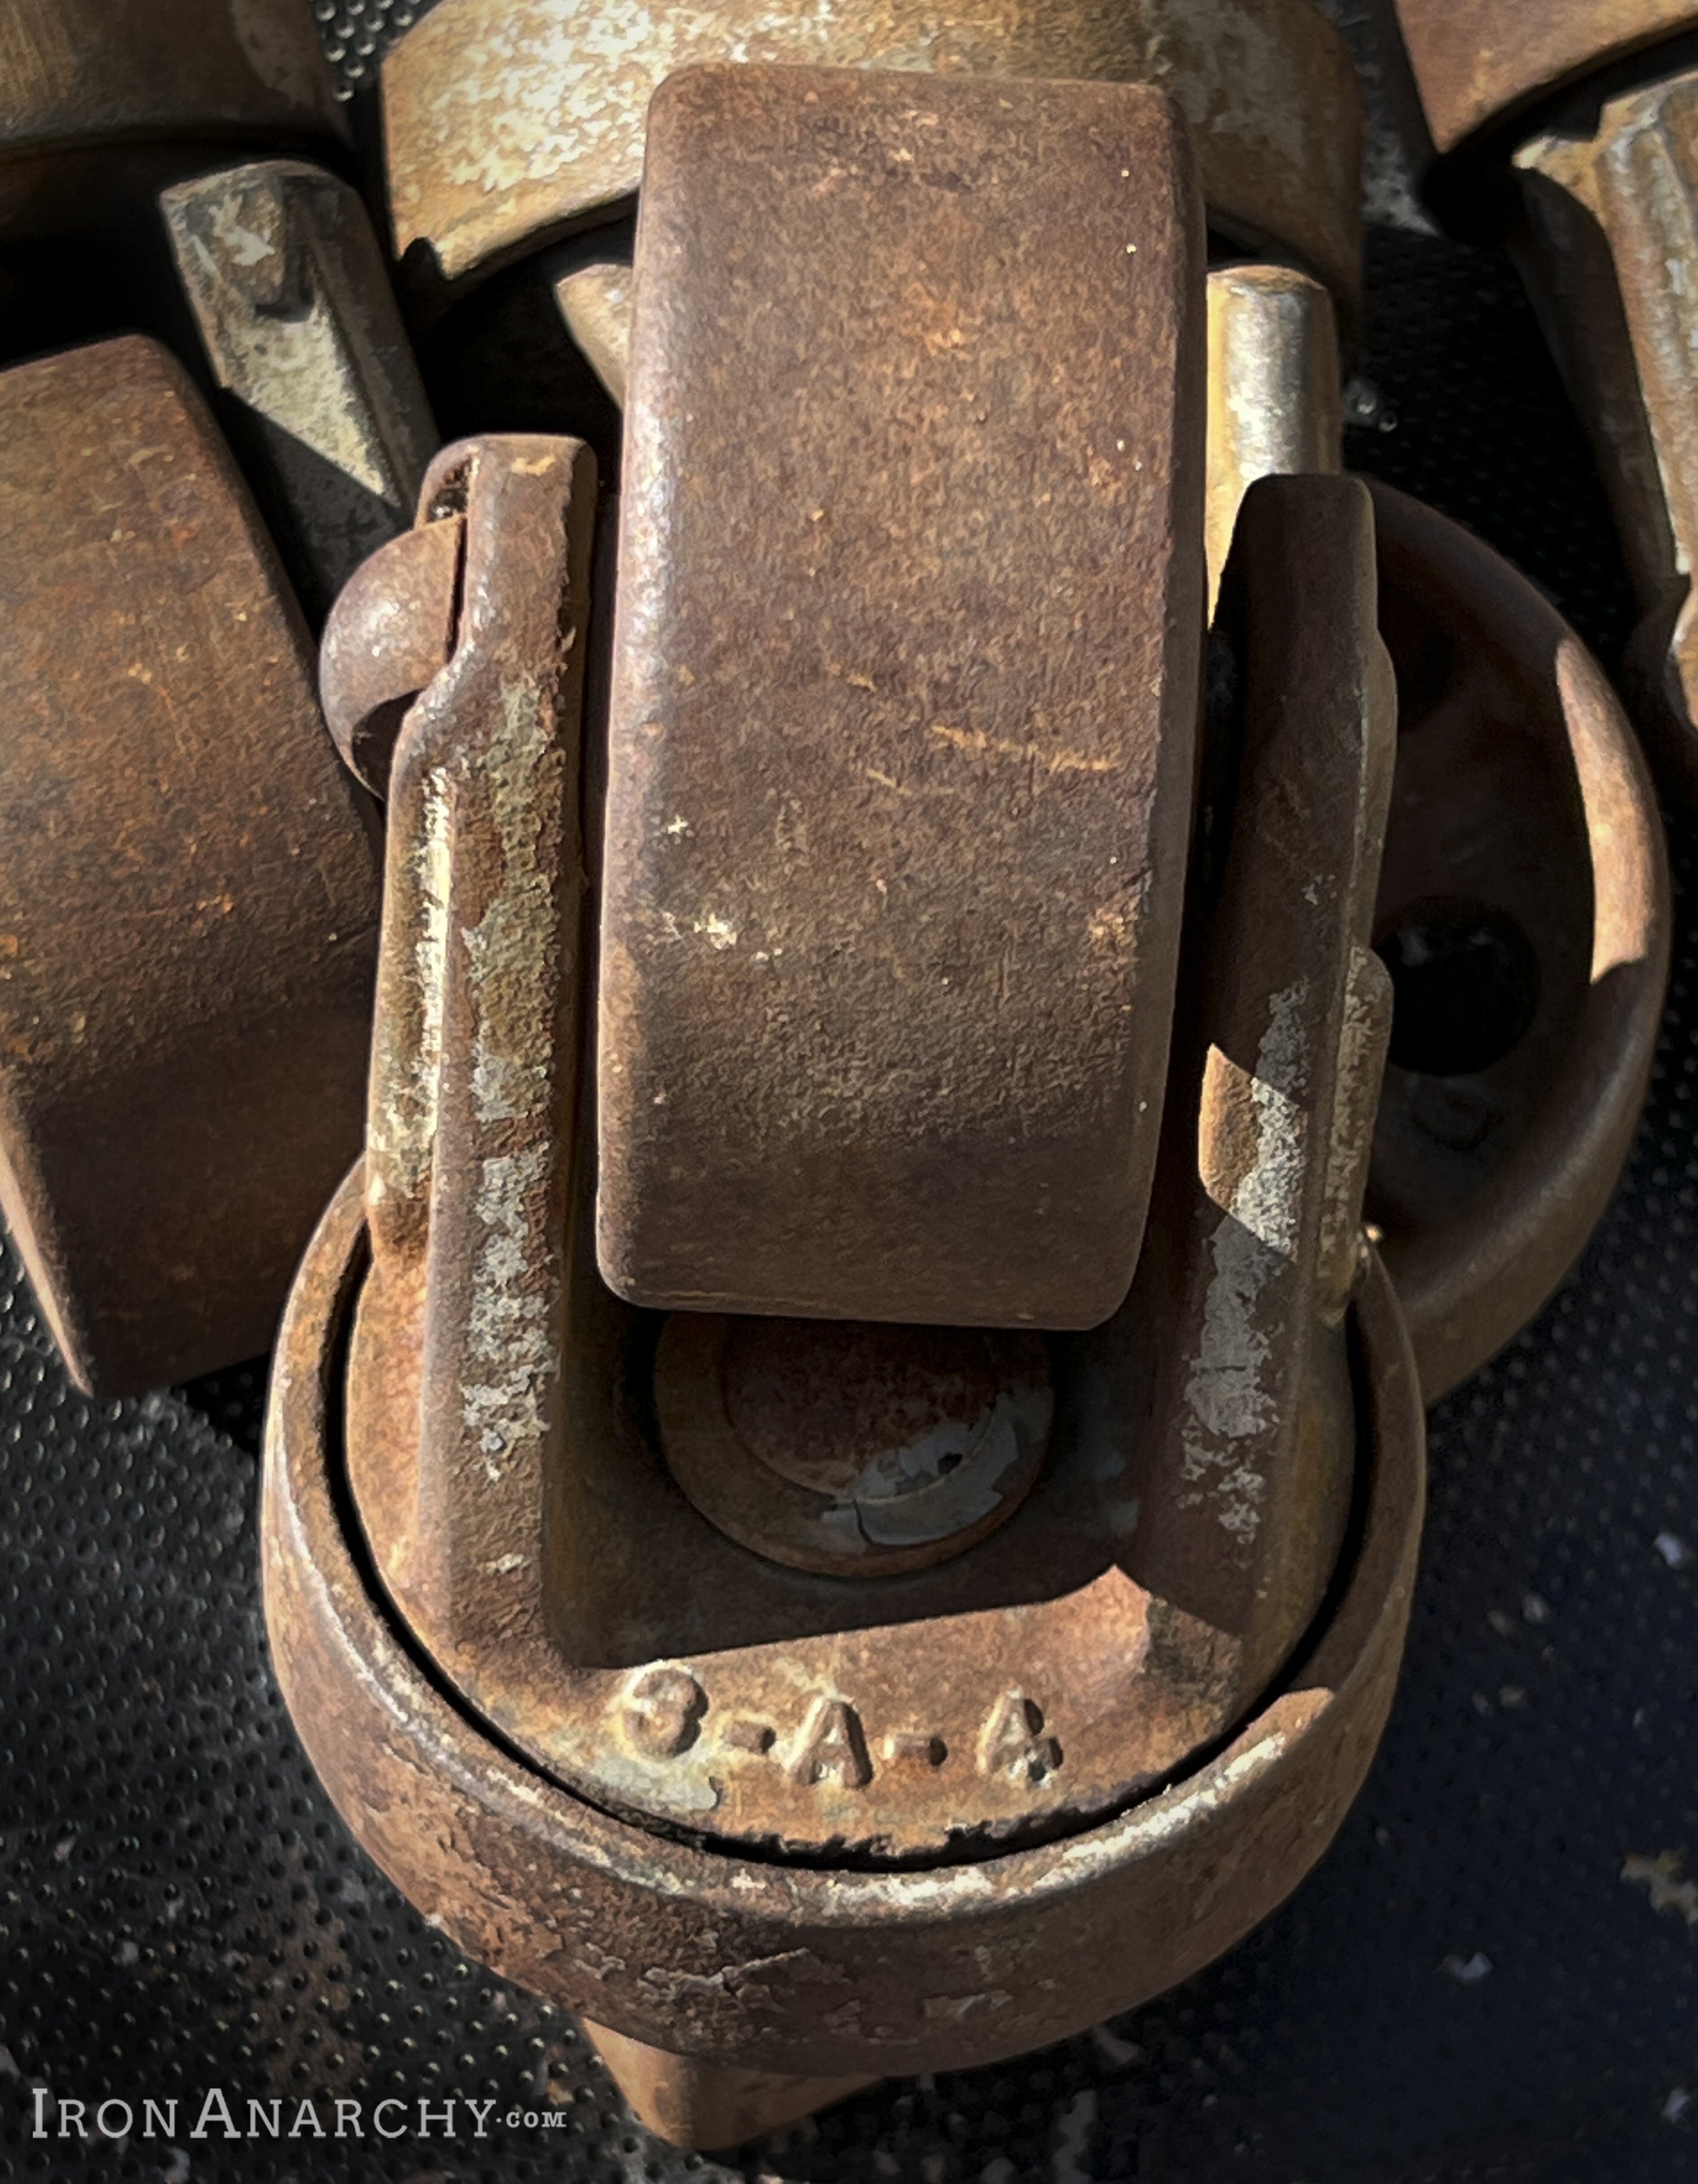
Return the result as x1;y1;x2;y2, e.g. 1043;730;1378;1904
5;10;1698;2183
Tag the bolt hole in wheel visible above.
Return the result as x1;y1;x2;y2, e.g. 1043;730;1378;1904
1377;896;1541;1078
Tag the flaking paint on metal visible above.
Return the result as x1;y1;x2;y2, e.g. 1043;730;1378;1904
371;765;450;1215
384;0;1359;312
1178;1216;1277;1542
464;1146;555;1483
466;679;564;1125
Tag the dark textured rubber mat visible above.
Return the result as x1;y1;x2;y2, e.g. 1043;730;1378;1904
5;8;1698;2183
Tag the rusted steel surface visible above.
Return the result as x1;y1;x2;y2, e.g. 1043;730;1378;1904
579;2021;873;2150
1393;0;1698;156
552;254;631;406
265;1163;1424;2094
162;159;438;621
382;0;1361;318
319;515;461;793
350;920;1253;1891
0;0;346;164
1513;68;1698;797
1133;473;1393;1700
1189;271;1665;1397
1367;480;1669;1401
598;67;1204;1332
1204;264;1341;613
328;433;1386;1876
0;334;378;1394
552;247;1348;636
542;225;1659;1402
338;431;596;1670
276;96;1424;2111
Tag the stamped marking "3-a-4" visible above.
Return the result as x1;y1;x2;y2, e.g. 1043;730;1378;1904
614;1670;1062;1789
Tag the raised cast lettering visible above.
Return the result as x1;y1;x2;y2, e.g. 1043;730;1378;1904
976;1690;1062;1782
618;1665;707;1757
789;1697;872;1789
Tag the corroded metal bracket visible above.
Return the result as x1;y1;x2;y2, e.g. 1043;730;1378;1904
1394;0;1698;795
162;159;438;617
348;433;596;1673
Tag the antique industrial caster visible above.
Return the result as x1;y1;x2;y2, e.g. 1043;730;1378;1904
261;56;1666;2149
1394;0;1698;795
477;166;1669;1410
363;0;1672;1408
0;0;440;1390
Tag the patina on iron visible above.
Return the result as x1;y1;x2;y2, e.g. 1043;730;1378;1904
0;335;378;1394
1394;0;1698;796
382;0;1362;321
598;66;1204;1334
272;62;1424;2155
162;158;439;619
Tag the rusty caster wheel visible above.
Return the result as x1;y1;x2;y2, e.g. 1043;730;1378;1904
405;7;1666;1408
266;62;1663;2151
267;68;1434;2151
0;335;381;1394
0;0;439;1394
